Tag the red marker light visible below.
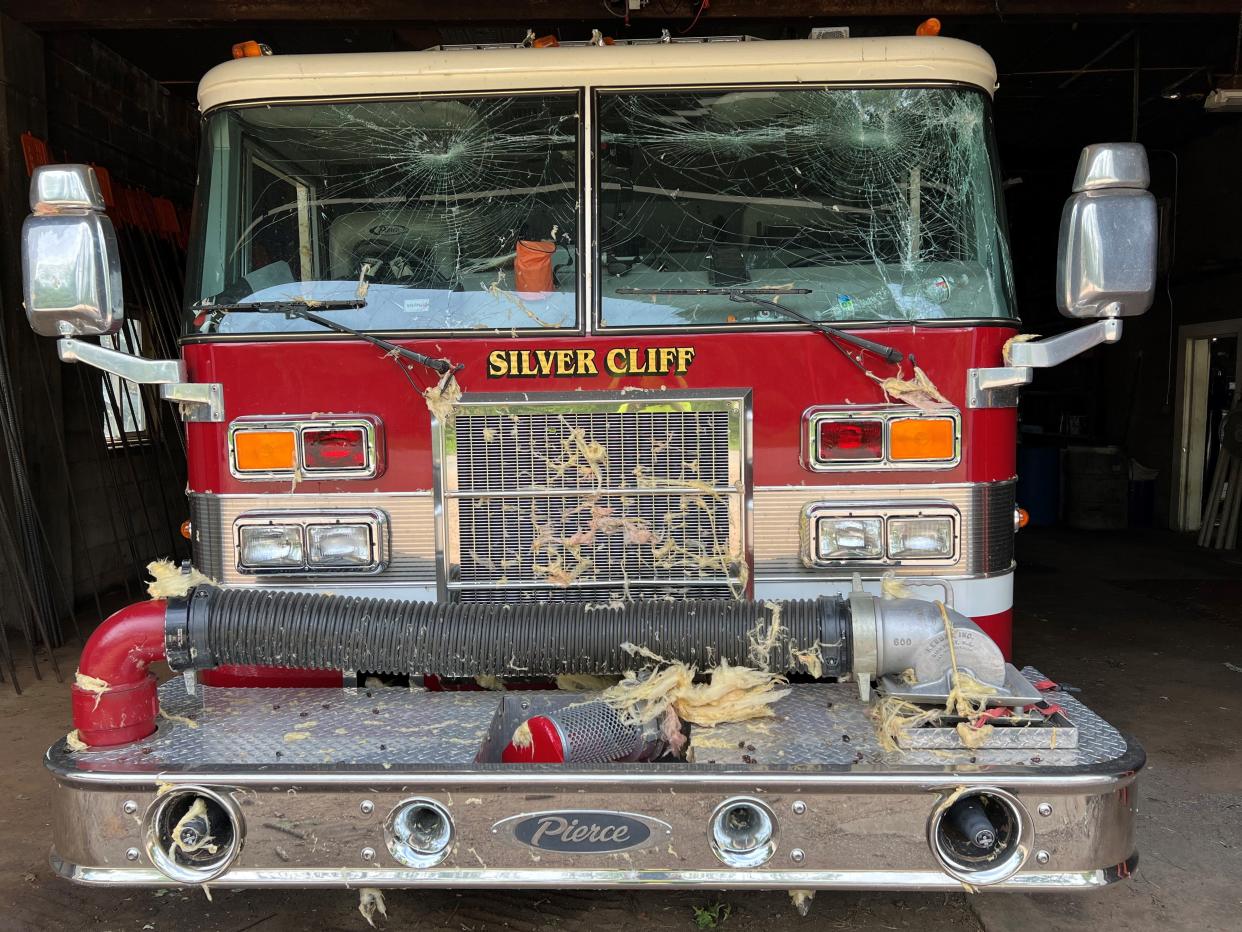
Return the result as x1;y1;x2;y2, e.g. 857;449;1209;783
302;428;367;470
817;420;883;462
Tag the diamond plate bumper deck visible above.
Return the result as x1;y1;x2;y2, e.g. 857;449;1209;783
47;668;1142;891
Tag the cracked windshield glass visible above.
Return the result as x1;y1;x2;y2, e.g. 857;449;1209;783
597;86;1014;328
185;93;580;334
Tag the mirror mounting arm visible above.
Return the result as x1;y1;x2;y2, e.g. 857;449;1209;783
57;338;223;422
967;318;1123;409
1006;317;1123;368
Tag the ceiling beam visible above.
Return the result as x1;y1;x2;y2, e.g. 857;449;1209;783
4;0;1240;29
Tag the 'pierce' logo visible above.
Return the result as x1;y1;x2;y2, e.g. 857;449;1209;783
492;810;669;853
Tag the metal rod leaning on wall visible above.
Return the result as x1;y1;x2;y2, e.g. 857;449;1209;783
32;348;105;626
76;367;145;592
0;303;70;656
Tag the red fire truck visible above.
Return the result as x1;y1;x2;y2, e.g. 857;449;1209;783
23;34;1152;905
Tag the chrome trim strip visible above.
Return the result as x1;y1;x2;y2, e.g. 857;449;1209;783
754;481;1015;579
47;737;1145;790
53;858;1135;891
190;492;434;587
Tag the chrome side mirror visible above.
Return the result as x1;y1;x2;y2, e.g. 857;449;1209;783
20;164;124;338
1056;143;1157;319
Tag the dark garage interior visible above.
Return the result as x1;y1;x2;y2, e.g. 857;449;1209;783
0;3;1239;930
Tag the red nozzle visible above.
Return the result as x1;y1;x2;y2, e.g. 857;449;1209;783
502;716;567;763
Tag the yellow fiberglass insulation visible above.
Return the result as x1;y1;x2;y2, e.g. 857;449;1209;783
423;369;462;424
146;559;216;599
600;651;789;733
358;888;388;927
868;364;951;412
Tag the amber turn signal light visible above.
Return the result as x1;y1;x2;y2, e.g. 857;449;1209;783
232;40;272;59
233;429;296;472
916;18;942;36
888;417;955;461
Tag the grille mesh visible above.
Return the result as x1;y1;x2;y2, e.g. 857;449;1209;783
446;397;745;602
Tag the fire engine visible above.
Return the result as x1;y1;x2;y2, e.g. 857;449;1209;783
22;34;1152;907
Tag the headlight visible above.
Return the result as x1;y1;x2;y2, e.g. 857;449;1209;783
238;524;303;568
817;516;884;560
234;510;388;574
308;523;374;567
887;516;955;559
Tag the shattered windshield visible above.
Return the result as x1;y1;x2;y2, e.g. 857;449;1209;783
185;93;580;334
597;86;1014;328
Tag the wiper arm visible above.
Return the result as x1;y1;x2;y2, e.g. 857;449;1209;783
615;287;904;365
203;300;460;377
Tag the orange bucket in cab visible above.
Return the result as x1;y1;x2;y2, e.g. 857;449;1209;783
515;239;556;292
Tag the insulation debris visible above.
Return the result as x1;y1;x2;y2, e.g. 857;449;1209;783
146;558;217;599
789;889;815;917
868;364;951;411
869;601;997;751
601;644;789;736
159;706;200;729
474;675;505;691
169;798;218;857
423;369;463;425
880;571;914;600
65;729;87;752
74;671;110;710
358;888;388;927
1002;333;1040;365
510;721;534;750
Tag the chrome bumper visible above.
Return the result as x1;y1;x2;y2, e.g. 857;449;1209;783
46;676;1142;892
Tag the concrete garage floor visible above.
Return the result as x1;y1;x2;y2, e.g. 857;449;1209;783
0;527;1238;932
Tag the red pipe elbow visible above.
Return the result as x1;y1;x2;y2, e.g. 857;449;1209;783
72;600;168;747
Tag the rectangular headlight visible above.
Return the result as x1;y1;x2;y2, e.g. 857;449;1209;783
887;516;955;559
238;524;303;568
307;523;374;567
817;516;884;560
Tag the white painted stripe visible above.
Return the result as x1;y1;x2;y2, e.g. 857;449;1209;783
755;571;1013;617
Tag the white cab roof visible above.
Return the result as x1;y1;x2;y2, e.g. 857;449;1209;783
198;37;997;112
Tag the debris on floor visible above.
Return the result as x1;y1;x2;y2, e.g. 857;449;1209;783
788;889;815;916
358;887;388;926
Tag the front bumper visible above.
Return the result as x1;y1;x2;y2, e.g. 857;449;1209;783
47;673;1142;892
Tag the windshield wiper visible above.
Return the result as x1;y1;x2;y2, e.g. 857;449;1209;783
201;299;460;377
615;287;905;365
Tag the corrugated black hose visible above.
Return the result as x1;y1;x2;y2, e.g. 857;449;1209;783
165;587;852;678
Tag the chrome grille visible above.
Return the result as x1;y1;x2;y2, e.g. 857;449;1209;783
438;391;749;601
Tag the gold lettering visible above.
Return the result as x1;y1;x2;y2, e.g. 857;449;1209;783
675;346;696;374
576;349;599;375
605;347;629;375
487;350;509;378
555;349;575;376
534;349;556;376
